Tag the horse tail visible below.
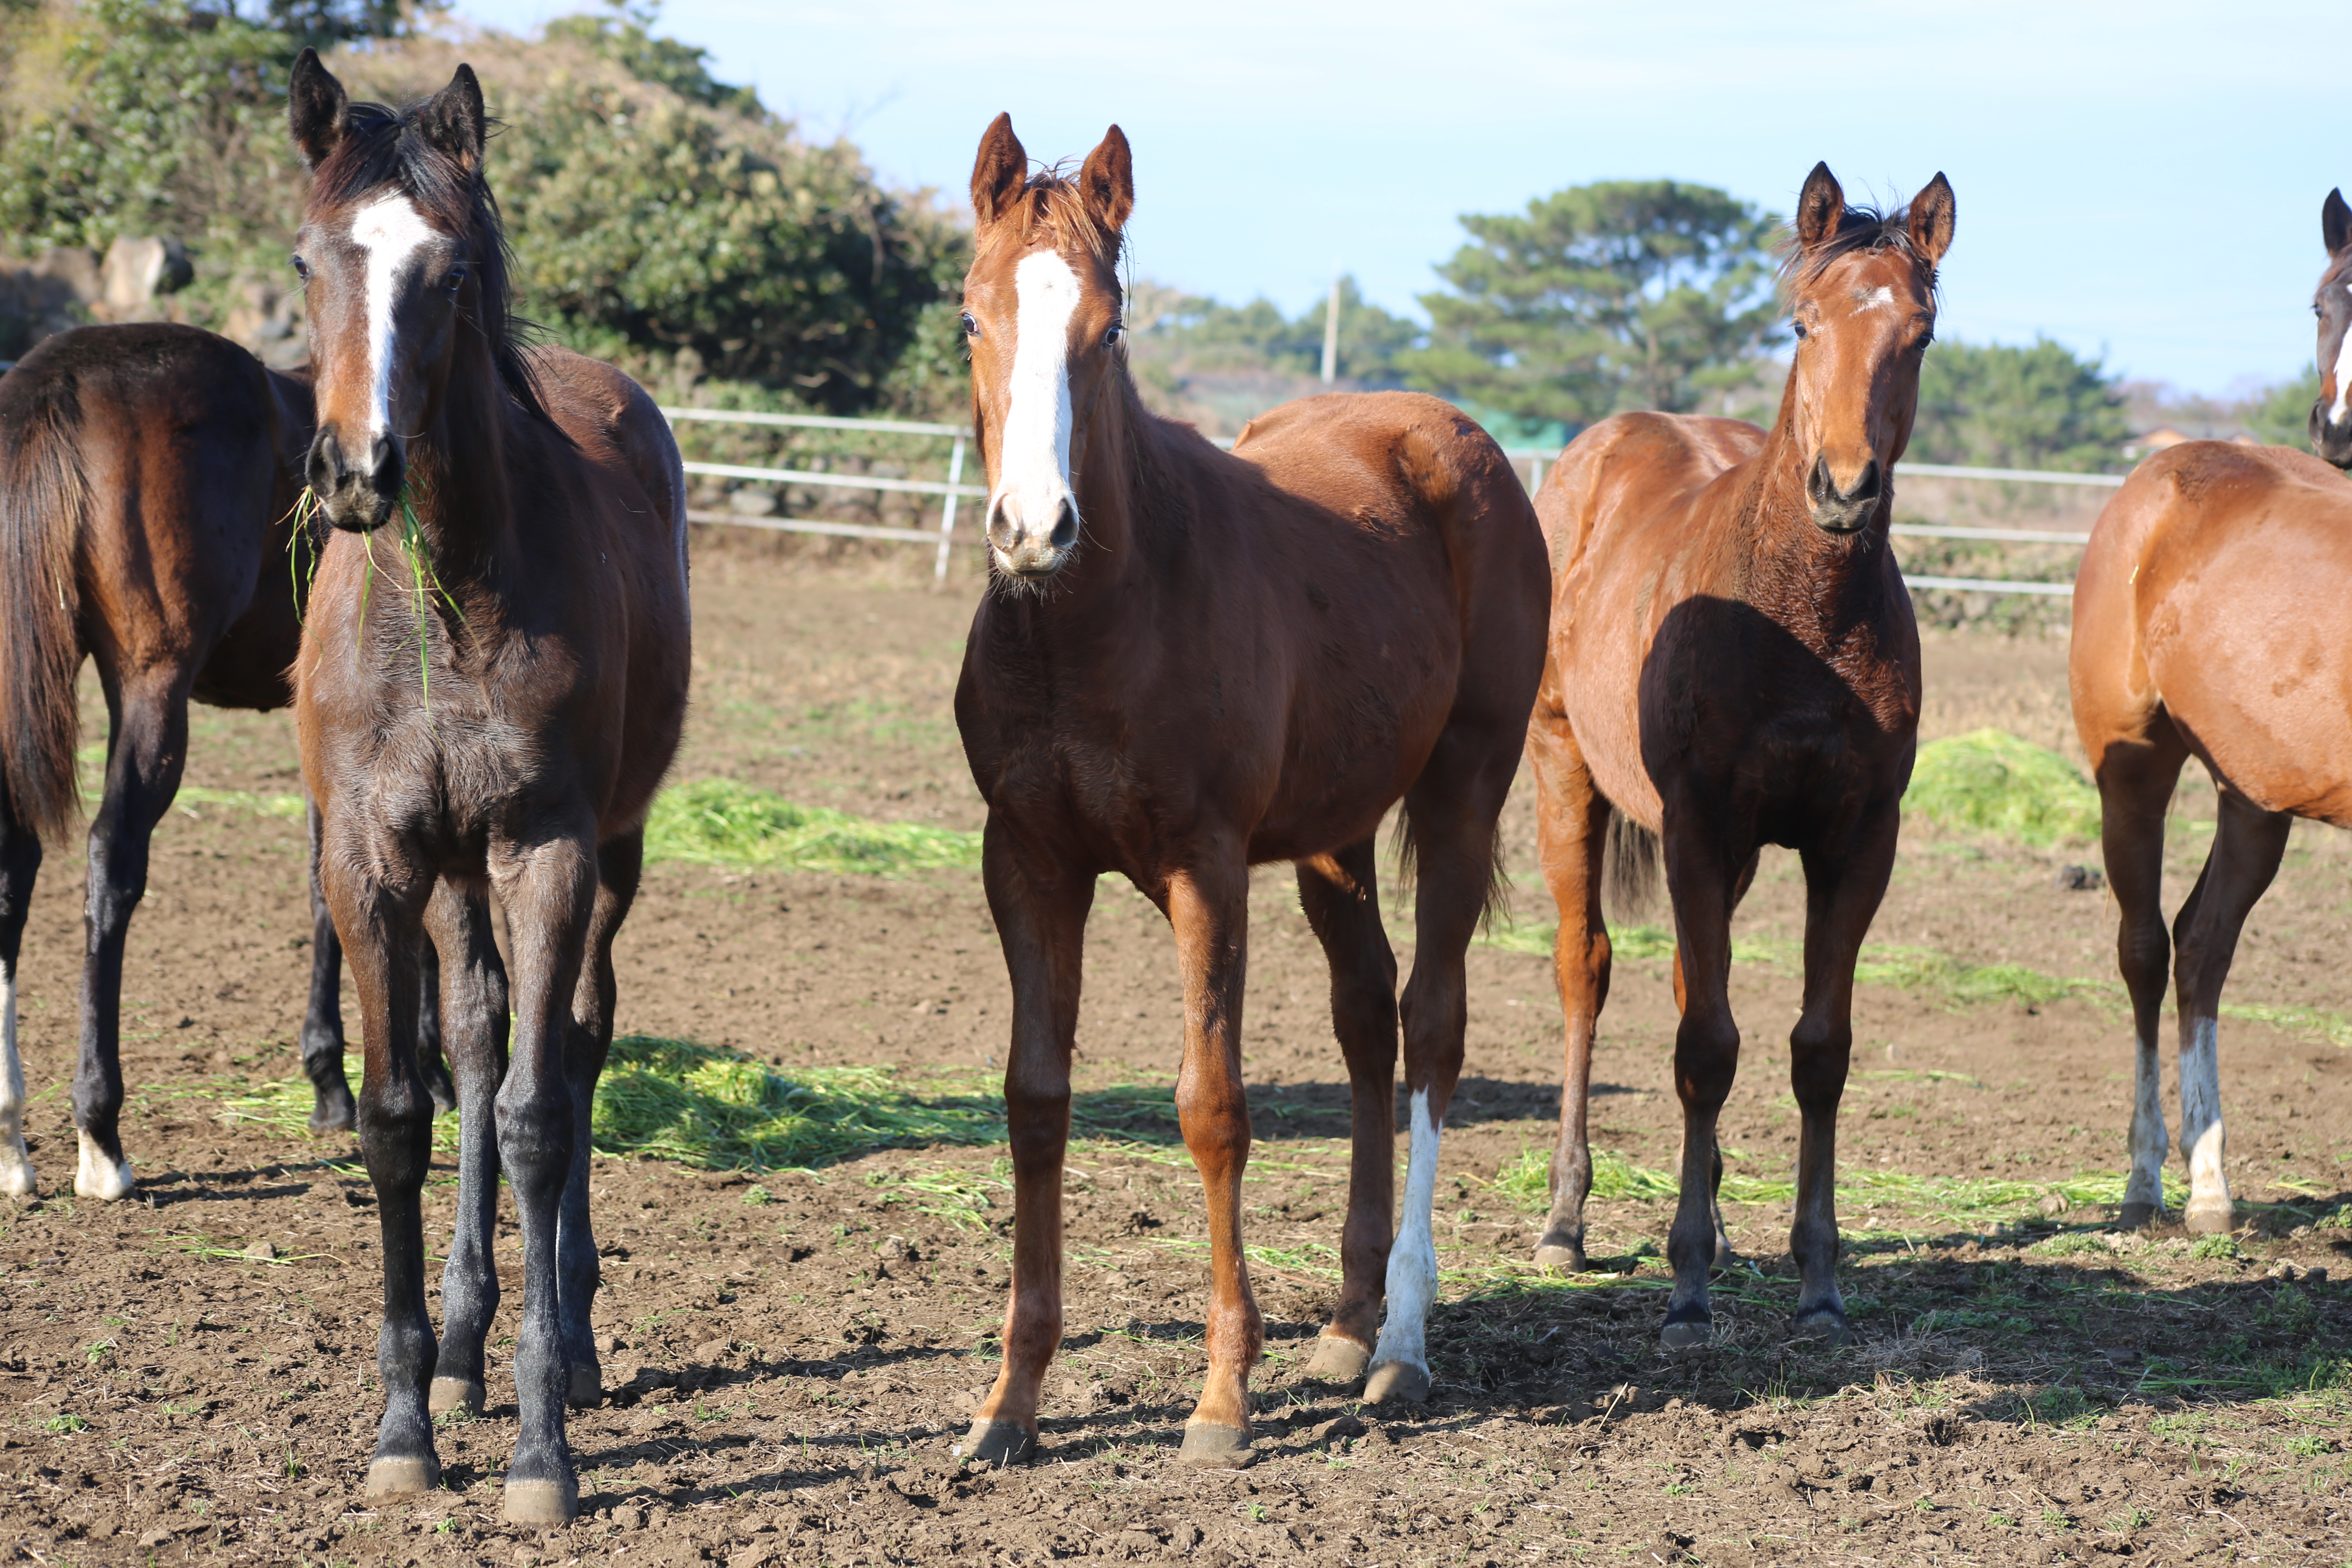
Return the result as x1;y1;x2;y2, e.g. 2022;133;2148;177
1601;808;1661;922
0;380;88;844
1387;803;1516;930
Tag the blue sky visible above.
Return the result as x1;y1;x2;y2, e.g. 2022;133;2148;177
453;0;2341;396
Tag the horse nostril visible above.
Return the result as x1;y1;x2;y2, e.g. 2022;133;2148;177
307;430;343;496
1850;459;1881;502
1807;454;1835;506
368;434;403;499
1049;498;1078;550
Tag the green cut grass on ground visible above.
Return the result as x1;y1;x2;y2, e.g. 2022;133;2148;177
1903;727;2102;848
642;777;980;874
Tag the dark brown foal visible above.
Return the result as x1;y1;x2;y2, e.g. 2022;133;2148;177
951;116;1546;1468
1528;164;1952;1346
0;323;452;1201
286;53;689;1523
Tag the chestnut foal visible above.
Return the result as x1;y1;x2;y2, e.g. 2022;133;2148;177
286;53;689;1523
1527;165;1953;1346
951;116;1546;1467
2071;189;2352;1234
0;324;452;1202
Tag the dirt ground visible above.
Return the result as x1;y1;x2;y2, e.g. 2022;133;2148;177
0;530;2347;1567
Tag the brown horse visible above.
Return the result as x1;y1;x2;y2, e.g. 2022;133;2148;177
0;323;452;1202
1526;164;1953;1346
951;115;1546;1468
2069;190;2352;1235
285;51;689;1523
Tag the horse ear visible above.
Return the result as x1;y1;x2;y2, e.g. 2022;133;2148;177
2324;188;2352;258
1907;172;1956;267
1795;162;1844;250
288;47;349;169
971;113;1028;228
421;63;489;173
1078;125;1134;234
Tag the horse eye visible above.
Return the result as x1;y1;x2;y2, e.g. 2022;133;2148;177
445;266;469;293
960;312;981;339
290;254;310;280
1791;321;1808;341
1104;322;1124;347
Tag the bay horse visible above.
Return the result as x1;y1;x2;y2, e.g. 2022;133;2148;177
1526;164;1953;1346
0;323;453;1202
2069;188;2352;1234
951;115;1546;1468
285;51;689;1523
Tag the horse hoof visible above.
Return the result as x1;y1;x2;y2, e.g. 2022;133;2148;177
2116;1201;2161;1231
954;1419;1037;1468
1713;1238;1738;1271
428;1377;485;1419
1363;1360;1430;1405
2185;1200;2235;1236
73;1134;134;1201
0;1144;34;1198
1176;1422;1254;1468
1303;1334;1371;1384
568;1363;604;1409
307;1100;355;1135
1659;1313;1713;1351
364;1456;441;1499
1533;1242;1587;1273
500;1475;578;1526
1792;1309;1852;1347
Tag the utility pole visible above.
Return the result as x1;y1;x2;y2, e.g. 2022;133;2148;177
1319;268;1341;384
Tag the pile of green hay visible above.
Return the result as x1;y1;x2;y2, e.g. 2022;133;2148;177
643;778;980;875
1903;728;2102;848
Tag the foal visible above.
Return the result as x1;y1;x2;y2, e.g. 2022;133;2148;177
952;116;1545;1466
1528;165;1953;1345
2071;188;2352;1234
0;324;450;1200
287;53;689;1523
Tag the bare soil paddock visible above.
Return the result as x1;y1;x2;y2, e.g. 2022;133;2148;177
0;532;2345;1566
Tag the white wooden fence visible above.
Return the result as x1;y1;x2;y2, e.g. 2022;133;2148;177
664;407;2119;596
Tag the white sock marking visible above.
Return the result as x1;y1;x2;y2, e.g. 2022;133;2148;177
74;1128;133;1202
1372;1087;1441;1375
2179;1016;2228;1218
2329;287;2352;423
990;251;1082;559
0;967;32;1196
350;193;437;446
2124;1018;2169;1214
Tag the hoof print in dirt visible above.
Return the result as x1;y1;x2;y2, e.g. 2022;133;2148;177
955;1420;1037;1468
1176;1422;1254;1468
1301;1334;1371;1384
1362;1360;1430;1405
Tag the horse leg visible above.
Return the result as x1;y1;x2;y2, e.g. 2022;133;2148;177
1370;738;1518;1402
2171;791;2288;1236
1167;847;1261;1463
1527;710;1608;1272
329;859;442;1500
1784;811;1898;1343
73;674;189;1200
489;830;598;1525
558;830;643;1410
300;795;357;1133
423;880;508;1421
1294;841;1398;1383
1657;815;1742;1349
1699;850;1760;1270
2093;724;2189;1227
960;822;1092;1467
0;784;42;1196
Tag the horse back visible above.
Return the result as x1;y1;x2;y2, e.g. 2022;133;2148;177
2075;441;2352;824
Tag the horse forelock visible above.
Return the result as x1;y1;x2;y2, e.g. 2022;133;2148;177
978;166;1124;271
1778;203;1938;305
307;97;554;430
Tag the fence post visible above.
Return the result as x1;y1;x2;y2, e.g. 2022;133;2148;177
933;434;967;585
1529;456;1546;494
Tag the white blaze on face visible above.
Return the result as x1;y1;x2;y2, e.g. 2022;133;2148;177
1857;285;1896;312
2331;282;2352;423
349;193;438;445
991;250;1084;545
0;966;33;1197
1372;1087;1441;1376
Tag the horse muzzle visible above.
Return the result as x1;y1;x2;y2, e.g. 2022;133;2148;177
1806;452;1882;534
307;427;404;532
986;494;1079;580
2310;403;2352;471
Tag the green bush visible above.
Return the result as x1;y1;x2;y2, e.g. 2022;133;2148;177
1904;729;2101;848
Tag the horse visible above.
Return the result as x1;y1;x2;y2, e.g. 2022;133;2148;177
283;52;690;1523
950;114;1546;1468
0;323;455;1203
2069;189;2352;1235
1524;164;1953;1347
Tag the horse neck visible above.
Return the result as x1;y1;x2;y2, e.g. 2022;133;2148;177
402;338;517;588
1729;385;1900;650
